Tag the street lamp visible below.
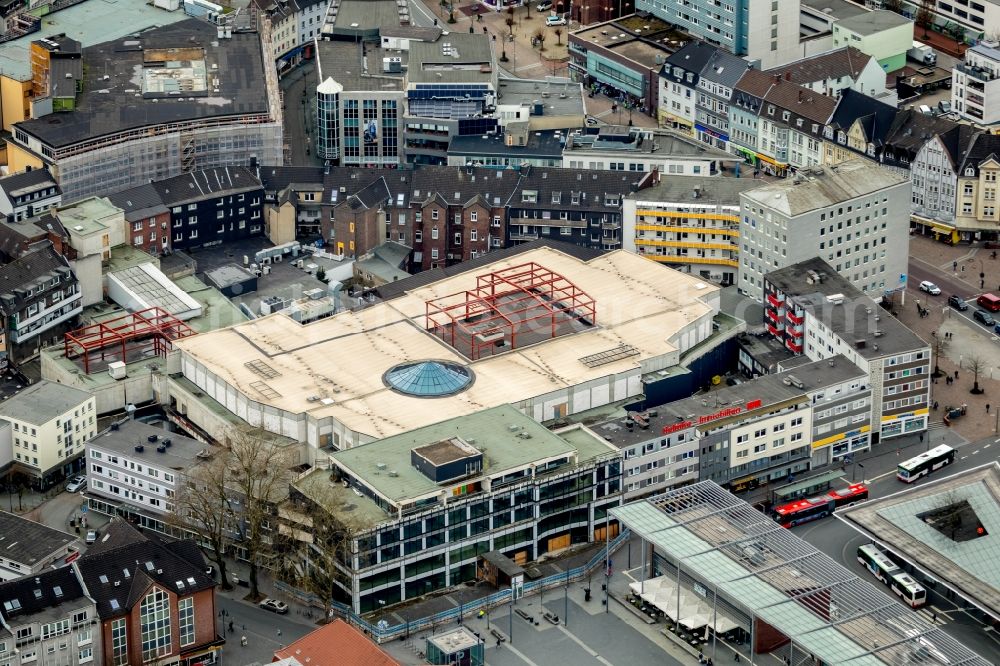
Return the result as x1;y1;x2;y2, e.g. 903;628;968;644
217;608;229;637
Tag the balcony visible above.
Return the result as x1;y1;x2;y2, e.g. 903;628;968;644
765;322;783;338
765;292;784;309
786;338;802;354
957;62;999;82
510;232;540;241
787;324;803;338
785;309;804;325
510;217;587;229
602;220;622;230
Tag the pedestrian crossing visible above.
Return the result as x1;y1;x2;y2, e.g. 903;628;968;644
916;606;942;625
926;420;947;431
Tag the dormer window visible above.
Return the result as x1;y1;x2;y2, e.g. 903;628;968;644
967;168;976;176
522;190;537;203
551;192;562;204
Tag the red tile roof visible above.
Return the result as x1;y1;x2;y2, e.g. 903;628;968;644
272;619;400;666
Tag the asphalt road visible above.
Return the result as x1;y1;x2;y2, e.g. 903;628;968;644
907;257;979;300
216;597;317;665
793;437;1000;662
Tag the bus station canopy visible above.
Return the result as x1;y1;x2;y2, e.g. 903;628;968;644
772;470;845;502
611;481;993;666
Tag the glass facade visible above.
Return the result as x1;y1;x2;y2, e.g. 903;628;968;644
317;89;340;160
382;360;474;397
348;456;622;613
140;588;171;662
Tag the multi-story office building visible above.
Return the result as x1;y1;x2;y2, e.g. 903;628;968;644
0;168;61;223
288;405;622;613
75;520;221;666
635;0;800;68
314;40;404;167
588;355;869;494
402;34;498;166
623;175;763;284
0;380;94;488
765;257;931;441
0;244;81;367
0;512;78;582
9;20;282;202
738;159;910;300
562;126;739;176
0;567;102;665
889;0;993;44
951;41;1000;126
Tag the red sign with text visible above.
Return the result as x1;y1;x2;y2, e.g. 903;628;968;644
662;398;763;434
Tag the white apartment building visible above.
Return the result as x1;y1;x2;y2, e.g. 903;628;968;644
85;422;196;524
951;41;1000;126
0;567;101;666
0;169;61;223
0;512;79;582
765;258;931;441
738;159;910;301
910;130;962;228
0;381;94;489
623;175;764;285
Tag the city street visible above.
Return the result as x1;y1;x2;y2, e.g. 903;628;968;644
214;595;316;665
794;435;1000;661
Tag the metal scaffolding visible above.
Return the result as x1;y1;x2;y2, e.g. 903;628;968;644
63;307;196;374
424;262;596;360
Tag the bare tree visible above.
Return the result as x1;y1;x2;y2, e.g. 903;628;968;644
553;27;563;45
882;0;903;13
966;355;986;394
170;452;235;591
915;0;934;37
506;6;515;35
534;27;546;51
932;334;947;378
227;427;296;600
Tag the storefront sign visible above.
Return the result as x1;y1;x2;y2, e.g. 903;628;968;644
695;124;729;142
662;398;763;434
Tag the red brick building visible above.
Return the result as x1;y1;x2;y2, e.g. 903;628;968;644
76;519;222;666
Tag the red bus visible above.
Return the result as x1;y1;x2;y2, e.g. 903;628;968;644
771;484;869;528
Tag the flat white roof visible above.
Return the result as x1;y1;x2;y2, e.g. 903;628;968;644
174;247;719;438
107;263;203;321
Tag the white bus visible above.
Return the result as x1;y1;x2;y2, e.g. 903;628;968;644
857;544;927;608
897;445;955;483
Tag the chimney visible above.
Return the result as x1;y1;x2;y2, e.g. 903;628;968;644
798;89;804;102
773;73;781;83
784;71;792;81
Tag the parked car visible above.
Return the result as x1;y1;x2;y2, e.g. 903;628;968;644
974;309;995;326
65;475;86;493
537;0;552;9
948;295;969;311
545;14;567;25
85;530;97;544
259;598;289;614
918;280;941;295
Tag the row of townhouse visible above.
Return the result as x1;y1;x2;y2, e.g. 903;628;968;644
658;42;930;178
258;163;658;267
0;520;220;666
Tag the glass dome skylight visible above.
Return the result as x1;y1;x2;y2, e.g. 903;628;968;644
383;360;474;398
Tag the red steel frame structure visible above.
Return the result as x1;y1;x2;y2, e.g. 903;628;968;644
64;307;196;374
425;262;596;360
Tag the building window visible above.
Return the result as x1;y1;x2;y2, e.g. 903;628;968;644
179;597;195;647
140;587;172;661
111;618;127;666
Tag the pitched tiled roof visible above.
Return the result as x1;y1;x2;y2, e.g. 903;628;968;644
828;89;897;146
107;183;169;220
0;567;86;623
0;242;73;312
410;165;523;209
765;47;872;86
514;166;647;212
0;168;60;198
76;519;215;619
883;108;960;154
152;166;261;207
957;132;1000;175
733;68;779;99
663;41;716;76
273;619;400;666
760;79;838;124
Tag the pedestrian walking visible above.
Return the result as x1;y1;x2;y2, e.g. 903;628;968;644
240;635;247;647
920;433;924;442
228;621;233;634
277;629;282;637
496;637;502;648
955;370;960;379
